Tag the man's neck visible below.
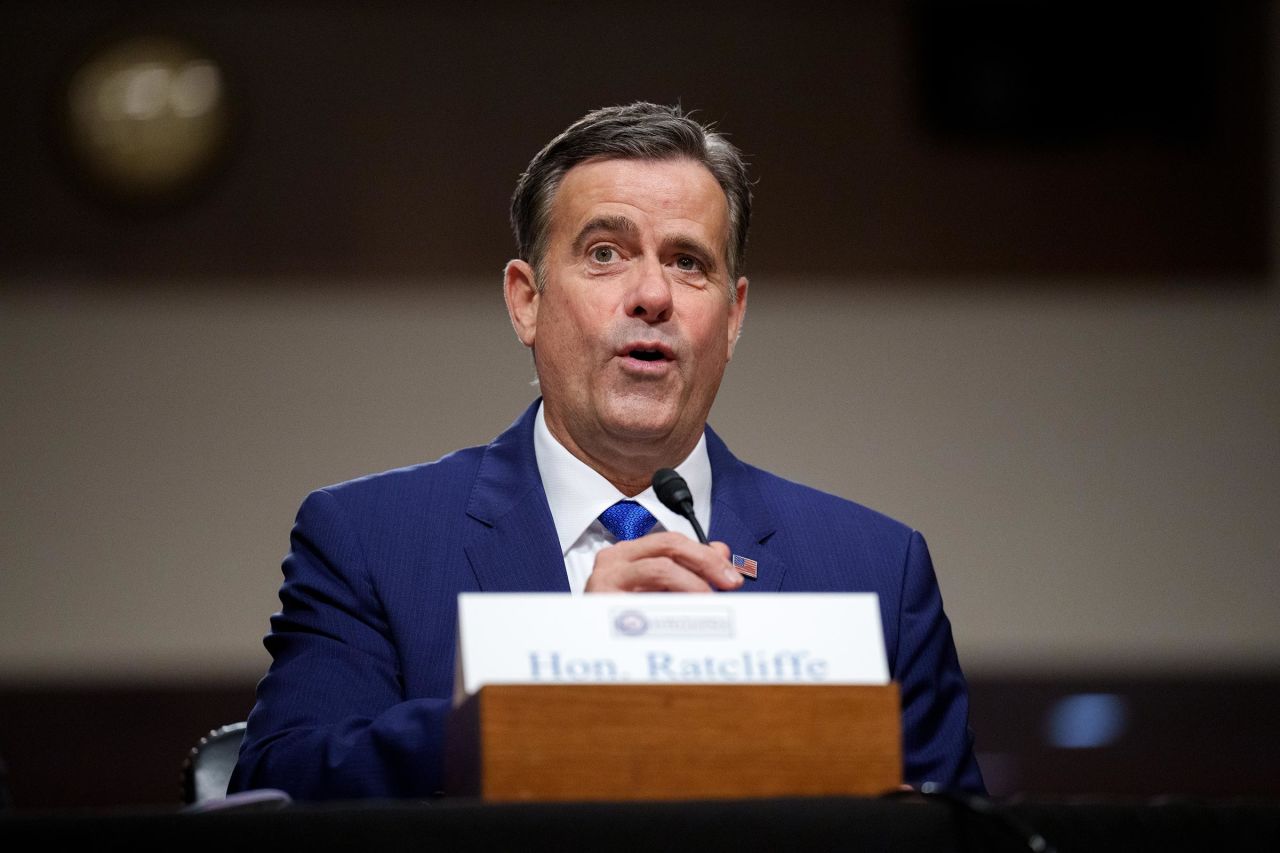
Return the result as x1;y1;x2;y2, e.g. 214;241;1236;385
543;412;702;497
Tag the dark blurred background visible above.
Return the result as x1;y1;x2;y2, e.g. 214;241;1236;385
2;1;1277;809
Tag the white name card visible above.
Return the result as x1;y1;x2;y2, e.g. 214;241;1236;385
454;592;889;701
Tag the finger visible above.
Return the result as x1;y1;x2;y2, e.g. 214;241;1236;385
613;533;742;590
586;558;716;591
626;557;715;592
586;555;713;593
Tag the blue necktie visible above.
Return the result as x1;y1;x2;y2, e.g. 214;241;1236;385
598;500;658;541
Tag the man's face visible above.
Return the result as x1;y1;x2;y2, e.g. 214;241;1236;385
506;156;748;465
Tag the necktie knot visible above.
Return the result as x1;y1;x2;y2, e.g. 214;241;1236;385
598;500;658;542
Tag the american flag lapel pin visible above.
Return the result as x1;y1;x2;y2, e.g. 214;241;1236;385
732;554;758;579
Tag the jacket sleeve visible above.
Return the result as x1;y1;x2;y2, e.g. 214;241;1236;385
229;488;451;800
894;530;986;794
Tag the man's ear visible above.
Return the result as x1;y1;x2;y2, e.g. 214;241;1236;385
726;276;748;360
504;259;539;348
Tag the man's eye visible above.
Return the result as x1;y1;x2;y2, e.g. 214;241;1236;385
591;246;616;263
675;255;702;272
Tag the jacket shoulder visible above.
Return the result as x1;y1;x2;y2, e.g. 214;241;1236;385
309;443;487;517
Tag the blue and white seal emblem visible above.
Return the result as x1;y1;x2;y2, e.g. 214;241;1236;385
613;609;649;636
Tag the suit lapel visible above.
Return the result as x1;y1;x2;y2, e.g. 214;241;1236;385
463;401;570;592
705;427;788;592
460;408;781;594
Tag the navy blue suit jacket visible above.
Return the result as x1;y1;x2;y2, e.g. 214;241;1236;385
231;401;984;799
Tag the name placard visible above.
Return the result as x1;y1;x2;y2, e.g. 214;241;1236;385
454;593;888;701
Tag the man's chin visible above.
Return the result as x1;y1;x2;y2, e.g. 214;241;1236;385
597;400;686;446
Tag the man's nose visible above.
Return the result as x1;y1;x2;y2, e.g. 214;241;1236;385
625;257;674;322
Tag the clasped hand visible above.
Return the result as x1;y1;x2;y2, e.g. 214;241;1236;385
584;532;744;592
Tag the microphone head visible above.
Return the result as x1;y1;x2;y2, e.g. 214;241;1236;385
652;468;695;516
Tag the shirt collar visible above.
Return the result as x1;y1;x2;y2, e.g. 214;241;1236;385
533;400;713;555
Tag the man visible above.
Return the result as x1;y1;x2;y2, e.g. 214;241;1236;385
230;103;984;799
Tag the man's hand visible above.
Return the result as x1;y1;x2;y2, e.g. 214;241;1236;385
585;532;745;592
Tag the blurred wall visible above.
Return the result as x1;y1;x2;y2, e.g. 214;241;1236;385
2;276;1277;681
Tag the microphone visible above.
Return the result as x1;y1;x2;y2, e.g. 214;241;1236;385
652;468;709;546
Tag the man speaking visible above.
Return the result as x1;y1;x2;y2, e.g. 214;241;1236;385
231;103;984;798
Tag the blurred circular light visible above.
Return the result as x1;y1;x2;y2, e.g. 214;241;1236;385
61;34;232;204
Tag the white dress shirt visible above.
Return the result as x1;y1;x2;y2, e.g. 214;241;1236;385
533;401;713;594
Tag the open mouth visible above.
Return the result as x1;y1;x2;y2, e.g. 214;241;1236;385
629;349;666;362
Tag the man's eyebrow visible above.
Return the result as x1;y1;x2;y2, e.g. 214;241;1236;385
571;215;639;254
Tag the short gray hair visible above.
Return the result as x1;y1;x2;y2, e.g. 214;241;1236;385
510;102;752;291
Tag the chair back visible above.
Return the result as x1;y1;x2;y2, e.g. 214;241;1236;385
181;722;247;805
